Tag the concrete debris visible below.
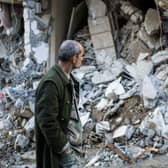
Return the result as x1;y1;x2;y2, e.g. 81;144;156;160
151;50;168;66
15;134;29;149
129;39;151;61
96;121;110;136
86;0;107;19
142;76;157;99
144;9;161;36
1;0;168;167
21;150;36;161
120;1;143;24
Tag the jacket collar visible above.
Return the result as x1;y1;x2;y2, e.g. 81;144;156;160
52;64;70;85
53;64;79;86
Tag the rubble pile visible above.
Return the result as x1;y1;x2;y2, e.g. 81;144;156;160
0;0;168;167
114;0;163;63
0;1;50;168
72;0;168;167
73;36;168;167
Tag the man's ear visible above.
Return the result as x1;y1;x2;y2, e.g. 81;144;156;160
72;55;78;64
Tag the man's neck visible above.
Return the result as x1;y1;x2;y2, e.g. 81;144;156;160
58;60;72;75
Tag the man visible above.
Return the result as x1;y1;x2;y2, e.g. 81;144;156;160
35;40;84;168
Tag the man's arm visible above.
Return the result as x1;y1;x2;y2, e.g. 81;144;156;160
36;81;67;153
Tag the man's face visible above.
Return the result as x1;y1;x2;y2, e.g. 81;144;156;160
72;46;84;68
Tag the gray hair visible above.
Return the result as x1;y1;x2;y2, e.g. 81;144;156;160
58;40;81;61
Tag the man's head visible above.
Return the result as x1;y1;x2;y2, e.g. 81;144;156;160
58;40;84;68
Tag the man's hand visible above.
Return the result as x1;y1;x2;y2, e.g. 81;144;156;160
59;143;81;168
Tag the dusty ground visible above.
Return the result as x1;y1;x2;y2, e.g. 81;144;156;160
84;147;168;168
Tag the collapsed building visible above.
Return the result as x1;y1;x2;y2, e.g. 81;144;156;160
0;0;168;168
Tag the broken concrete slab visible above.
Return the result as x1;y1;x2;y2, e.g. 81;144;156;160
91;69;116;84
0;40;7;59
91;32;114;50
129;39;151;61
144;8;161;36
136;60;153;80
86;0;107;18
151;50;168;66
96;121;110;136
21;150;36;161
142;76;157;99
15;134;29;149
112;125;135;140
96;98;108;111
0;119;13;130
105;78;125;98
88;16;111;34
95;47;116;66
138;26;159;49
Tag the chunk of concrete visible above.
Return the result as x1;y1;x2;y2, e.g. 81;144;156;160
91;32;114;49
21;150;36;161
142;76;157;99
95;47;116;66
136;60;153;80
138;26;159;49
96;98;108;111
0;40;7;58
88;16;111;34
91;69;116;84
140;106;168;139
0;119;12;130
144;8;161;36
86;0;107;18
151;50;168;66
105;78;125;98
129;39;151;60
112;125;135;140
15;134;29;149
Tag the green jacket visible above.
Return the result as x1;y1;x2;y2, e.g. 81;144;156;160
35;64;79;168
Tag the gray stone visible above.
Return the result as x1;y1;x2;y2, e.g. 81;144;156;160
144;8;161;36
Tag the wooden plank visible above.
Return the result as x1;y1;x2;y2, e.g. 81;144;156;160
0;0;22;5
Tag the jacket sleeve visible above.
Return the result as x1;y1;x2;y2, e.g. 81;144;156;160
36;81;67;153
